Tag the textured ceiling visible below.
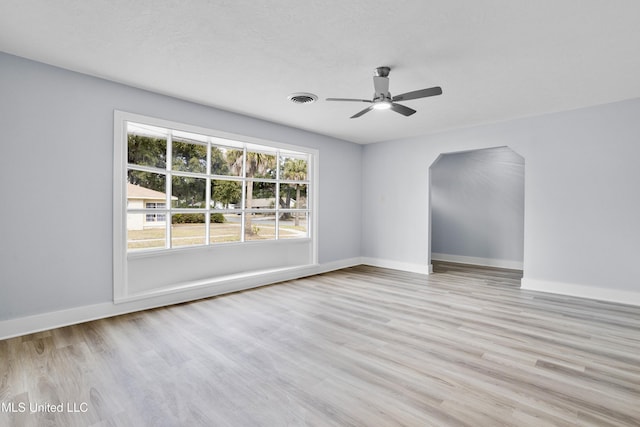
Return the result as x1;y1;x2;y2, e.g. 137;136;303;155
1;0;640;144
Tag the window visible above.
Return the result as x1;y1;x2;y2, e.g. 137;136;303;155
145;203;166;222
123;120;312;252
114;111;318;303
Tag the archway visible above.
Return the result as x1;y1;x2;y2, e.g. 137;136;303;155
429;146;524;276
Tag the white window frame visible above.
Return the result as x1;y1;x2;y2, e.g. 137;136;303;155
113;111;319;301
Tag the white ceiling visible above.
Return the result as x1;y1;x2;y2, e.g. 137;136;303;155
2;0;640;144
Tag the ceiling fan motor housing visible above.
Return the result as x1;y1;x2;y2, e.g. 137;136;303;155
375;66;391;77
373;93;392;103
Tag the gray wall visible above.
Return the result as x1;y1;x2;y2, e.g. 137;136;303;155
0;52;362;320
363;98;640;293
430;147;525;266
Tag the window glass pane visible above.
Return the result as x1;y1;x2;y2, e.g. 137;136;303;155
279;183;308;209
126;173;168;251
246;151;277;179
172;139;207;173
211;146;242;176
211;179;242;210
246;182;276;209
171;213;205;248
127;218;166;251
127;133;167;169
280;155;308;181
279;212;308;239
171;176;206;208
210;213;241;244
244;211;276;241
127;172;167;199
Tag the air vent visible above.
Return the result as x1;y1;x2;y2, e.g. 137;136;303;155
288;92;318;104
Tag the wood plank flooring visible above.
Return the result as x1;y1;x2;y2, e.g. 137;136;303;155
1;264;639;426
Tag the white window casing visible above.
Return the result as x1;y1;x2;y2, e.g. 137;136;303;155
113;111;318;303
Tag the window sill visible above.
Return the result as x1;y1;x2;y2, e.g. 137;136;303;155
114;262;319;304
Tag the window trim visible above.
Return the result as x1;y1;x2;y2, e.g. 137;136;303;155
113;110;319;301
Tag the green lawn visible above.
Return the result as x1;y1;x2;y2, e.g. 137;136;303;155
128;222;307;250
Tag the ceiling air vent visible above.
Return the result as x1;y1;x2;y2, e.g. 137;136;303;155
288;92;318;104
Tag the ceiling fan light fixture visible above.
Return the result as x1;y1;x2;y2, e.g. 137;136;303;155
373;101;392;110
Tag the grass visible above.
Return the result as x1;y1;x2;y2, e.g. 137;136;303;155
128;222;307;250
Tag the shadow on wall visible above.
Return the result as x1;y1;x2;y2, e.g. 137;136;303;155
429;146;525;270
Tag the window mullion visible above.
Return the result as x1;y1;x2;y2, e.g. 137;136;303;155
275;150;280;240
165;132;173;249
205;140;212;245
240;146;247;241
126;163;166;175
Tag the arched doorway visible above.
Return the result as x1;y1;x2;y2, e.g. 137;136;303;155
429;146;524;277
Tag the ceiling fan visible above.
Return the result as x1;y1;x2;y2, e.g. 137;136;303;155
326;66;442;119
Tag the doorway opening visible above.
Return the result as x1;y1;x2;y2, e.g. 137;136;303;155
429;146;525;280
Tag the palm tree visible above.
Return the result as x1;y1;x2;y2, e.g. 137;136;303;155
228;150;276;236
282;158;307;227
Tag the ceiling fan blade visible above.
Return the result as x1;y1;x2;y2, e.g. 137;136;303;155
392;86;442;102
350;106;374;119
390;103;416;116
373;76;389;97
326;98;372;103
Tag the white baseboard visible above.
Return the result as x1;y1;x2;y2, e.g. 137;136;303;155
431;252;523;270
315;257;363;274
360;257;431;275
521;278;640;307
0;258;362;340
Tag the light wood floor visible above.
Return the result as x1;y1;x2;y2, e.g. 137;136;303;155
1;264;639;426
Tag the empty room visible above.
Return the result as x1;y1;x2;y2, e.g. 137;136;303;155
1;1;639;426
